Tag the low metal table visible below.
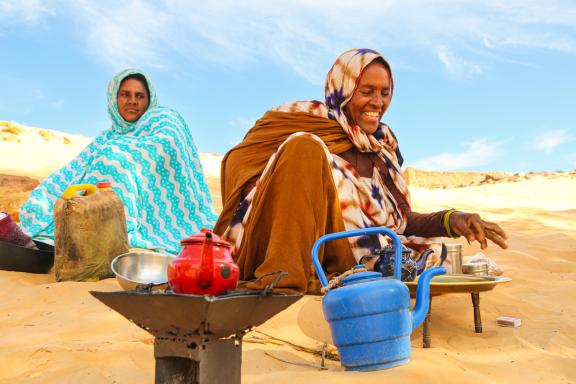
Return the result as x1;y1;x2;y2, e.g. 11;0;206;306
405;275;511;348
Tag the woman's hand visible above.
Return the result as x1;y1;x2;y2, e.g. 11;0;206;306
449;211;508;250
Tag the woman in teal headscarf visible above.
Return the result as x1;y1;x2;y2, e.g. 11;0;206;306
20;69;218;254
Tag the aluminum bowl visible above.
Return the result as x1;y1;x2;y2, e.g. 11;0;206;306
111;251;174;291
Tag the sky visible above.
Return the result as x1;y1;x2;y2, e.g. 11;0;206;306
1;0;575;172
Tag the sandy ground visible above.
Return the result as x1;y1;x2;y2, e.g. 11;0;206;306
0;125;575;383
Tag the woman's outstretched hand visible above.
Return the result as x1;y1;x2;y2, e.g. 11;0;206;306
449;211;508;250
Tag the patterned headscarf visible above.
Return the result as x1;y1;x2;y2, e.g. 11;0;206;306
275;48;406;196
106;68;159;134
325;48;395;152
276;49;401;161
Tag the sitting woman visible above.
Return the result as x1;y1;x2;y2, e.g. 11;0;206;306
20;69;218;255
214;48;508;294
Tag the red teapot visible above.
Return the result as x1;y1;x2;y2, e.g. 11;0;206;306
168;229;239;295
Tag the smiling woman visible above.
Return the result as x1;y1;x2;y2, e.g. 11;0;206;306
19;69;218;254
214;48;508;294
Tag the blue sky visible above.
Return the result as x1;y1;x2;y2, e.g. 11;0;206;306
1;0;575;172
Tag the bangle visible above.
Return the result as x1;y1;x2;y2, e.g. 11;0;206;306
443;209;460;238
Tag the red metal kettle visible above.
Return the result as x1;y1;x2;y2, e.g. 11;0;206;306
168;229;239;295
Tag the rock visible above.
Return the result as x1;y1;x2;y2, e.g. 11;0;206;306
0;174;39;193
403;167;511;189
0;174;40;222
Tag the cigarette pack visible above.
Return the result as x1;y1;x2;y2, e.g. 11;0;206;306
496;316;522;327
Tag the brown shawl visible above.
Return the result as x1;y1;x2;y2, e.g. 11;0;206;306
214;111;353;234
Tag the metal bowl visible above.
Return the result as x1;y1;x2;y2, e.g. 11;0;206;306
111;251;174;291
462;262;489;276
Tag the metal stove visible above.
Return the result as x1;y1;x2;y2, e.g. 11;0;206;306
91;288;301;384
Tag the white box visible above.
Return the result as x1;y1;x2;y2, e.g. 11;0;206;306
496;316;522;327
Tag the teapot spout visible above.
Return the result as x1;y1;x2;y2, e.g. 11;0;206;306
415;249;435;275
198;231;214;288
412;266;446;331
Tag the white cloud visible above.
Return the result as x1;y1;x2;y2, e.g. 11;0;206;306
4;0;576;81
63;1;338;83
66;0;173;70
532;129;571;152
0;0;54;25
411;138;504;171
435;46;484;76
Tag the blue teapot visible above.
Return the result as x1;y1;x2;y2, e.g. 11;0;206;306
312;227;446;371
371;245;435;281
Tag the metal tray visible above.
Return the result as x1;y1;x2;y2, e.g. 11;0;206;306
405;274;512;294
0;240;54;274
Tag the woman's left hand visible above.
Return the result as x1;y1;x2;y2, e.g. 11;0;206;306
449;211;508;250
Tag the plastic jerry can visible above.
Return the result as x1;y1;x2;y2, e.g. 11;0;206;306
54;182;129;281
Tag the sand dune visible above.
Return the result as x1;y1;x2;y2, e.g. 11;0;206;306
0;124;574;383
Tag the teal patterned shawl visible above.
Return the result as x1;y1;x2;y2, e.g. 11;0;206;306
20;69;218;254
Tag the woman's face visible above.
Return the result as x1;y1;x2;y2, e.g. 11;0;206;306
344;61;392;135
117;78;149;122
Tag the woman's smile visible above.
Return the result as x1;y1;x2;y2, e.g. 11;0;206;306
364;111;380;119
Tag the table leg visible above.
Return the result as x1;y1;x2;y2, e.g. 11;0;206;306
471;292;482;333
423;296;432;348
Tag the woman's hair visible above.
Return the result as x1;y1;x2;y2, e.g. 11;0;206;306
120;73;150;102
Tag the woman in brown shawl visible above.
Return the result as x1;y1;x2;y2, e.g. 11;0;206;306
214;48;508;294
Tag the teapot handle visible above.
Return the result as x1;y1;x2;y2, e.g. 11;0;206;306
311;227;403;288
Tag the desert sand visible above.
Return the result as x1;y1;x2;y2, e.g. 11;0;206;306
0;122;575;383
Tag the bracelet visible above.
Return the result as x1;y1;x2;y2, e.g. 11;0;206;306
443;209;460;238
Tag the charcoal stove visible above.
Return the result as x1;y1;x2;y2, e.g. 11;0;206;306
91;288;301;383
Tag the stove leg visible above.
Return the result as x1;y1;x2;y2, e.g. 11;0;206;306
423;296;432;348
154;338;241;384
471;292;482;333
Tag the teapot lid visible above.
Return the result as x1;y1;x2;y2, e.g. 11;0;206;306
180;228;231;248
382;244;412;254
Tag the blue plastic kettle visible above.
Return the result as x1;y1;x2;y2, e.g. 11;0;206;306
311;227;446;371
